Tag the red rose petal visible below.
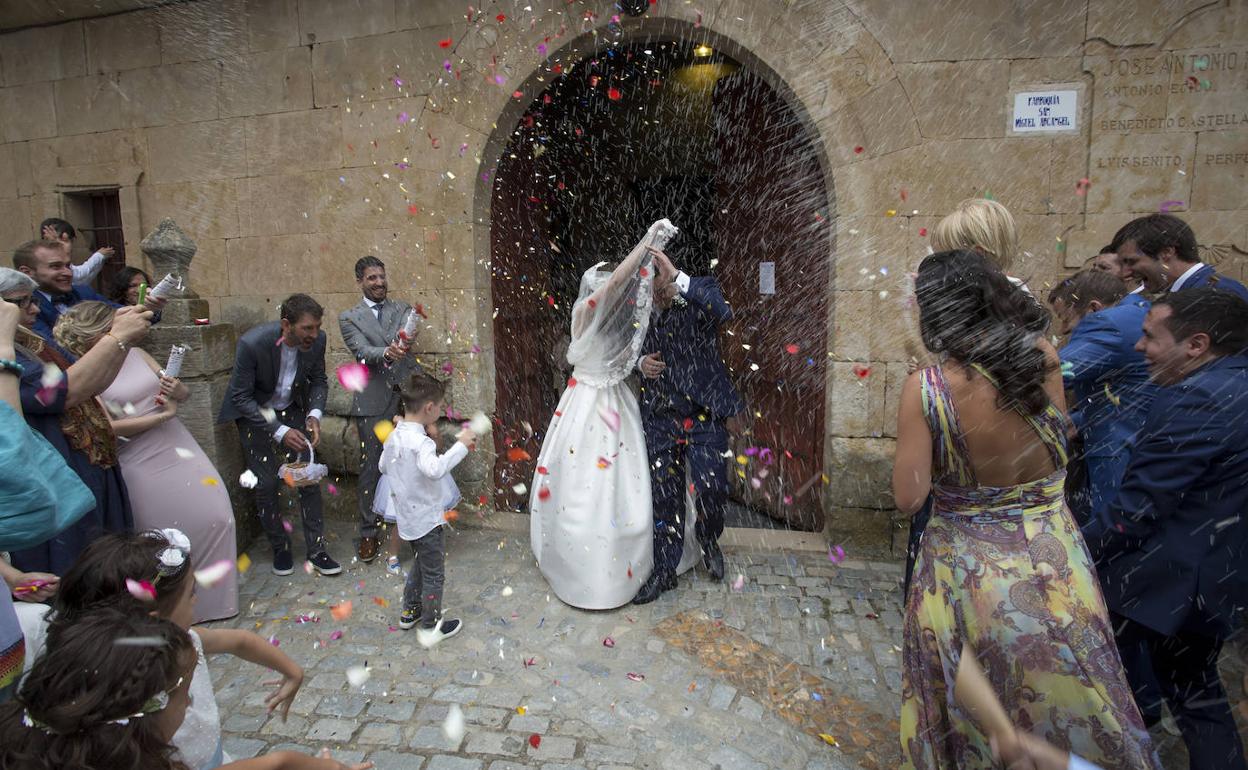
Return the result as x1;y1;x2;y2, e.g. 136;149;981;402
528;734;541;749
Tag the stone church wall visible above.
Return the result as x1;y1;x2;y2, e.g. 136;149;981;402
0;0;1243;552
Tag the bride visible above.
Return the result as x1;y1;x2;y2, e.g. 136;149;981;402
530;220;696;609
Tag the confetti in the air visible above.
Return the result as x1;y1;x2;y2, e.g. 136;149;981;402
336;362;370;393
237;553;252;574
374;419;395;443
597;405;620;432
125;578;157;603
194;560;233;588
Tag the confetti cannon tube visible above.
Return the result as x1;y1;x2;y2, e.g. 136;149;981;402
146;273;183;301
155;344;187;405
397;307;420;344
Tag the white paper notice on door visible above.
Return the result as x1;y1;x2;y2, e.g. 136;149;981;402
759;261;776;295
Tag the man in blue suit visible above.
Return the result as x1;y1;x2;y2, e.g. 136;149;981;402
1114;213;1248;301
13;239;162;343
633;252;744;604
1099;288;1248;770
1047;270;1158;540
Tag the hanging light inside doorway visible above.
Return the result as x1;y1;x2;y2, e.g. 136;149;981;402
694;44;714;57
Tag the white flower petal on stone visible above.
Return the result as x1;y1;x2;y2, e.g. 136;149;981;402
346;666;371;688
443;704;466;743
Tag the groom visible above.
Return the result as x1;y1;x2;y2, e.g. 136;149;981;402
633;251;744;604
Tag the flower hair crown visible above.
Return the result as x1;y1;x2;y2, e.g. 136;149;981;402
22;676;185;733
145;527;190;580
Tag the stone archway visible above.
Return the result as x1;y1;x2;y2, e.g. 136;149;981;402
474;18;838;530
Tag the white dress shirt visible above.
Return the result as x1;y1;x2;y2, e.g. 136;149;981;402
1168;261;1206;292
267;342;322;441
70;251;109;285
378;421;467;542
363;296;383;321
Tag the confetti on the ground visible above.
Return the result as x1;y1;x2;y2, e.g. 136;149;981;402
516;706;526;715
818;734;839;746
731;574;745;591
125;578;156;602
329;630;344;641
603;637;615;648
1159;199;1185;212
373;596;389;608
501;586;514;597
443;704;466;742
828;545;846;563
237;553;252;574
346;666;370;687
194;559;233;588
852;365;871;379
626;672;645;682
331;601;353;621
444;509;460;522
528;734;542;749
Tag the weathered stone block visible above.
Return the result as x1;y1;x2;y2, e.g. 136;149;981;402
237;173;320;237
85;12;163;73
245;108;343;176
219;48;314;118
899;60;1011;140
157;0;249;64
139;181;241;241
147;119;248;183
0;196;33;249
299;0;397;43
0;83;57;142
826;437;894;509
827;362;886;438
243;0;301;51
225;235;315;295
311;27;452;106
1191;131;1248;211
53;74;123;136
0;22;86;86
1085;131;1196;213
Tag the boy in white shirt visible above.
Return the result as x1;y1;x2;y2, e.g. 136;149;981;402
379;372;476;647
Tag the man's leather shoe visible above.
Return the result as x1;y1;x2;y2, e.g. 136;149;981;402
701;539;725;581
632;570;677;604
357;536;380;563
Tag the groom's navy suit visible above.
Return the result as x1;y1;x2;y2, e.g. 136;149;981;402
640;276;744;575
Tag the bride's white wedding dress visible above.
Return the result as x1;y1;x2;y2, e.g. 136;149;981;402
530;221;698;609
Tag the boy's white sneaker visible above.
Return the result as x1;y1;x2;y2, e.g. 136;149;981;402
416;618;462;648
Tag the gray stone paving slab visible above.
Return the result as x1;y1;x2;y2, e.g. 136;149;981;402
207;521;910;770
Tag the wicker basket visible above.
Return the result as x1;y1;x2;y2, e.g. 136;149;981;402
279;446;328;488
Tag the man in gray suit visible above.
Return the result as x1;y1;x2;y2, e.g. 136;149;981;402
339;256;419;562
218;293;341;576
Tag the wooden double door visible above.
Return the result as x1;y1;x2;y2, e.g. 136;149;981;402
490;67;830;530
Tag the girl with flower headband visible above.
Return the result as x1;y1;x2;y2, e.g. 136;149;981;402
0;607;370;770
30;529;326;770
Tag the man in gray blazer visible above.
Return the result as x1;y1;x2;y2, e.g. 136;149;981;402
339;256;419;562
218;293;341;577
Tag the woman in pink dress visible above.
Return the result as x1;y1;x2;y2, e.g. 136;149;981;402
54;302;238;623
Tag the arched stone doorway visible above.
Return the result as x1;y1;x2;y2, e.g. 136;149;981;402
480;22;834;531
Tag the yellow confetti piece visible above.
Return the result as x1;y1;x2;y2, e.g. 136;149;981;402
884;209;897;217
516;706;526;715
735;455;748;465
201;477;219;486
237;553;252;574
373;419;395;443
818;734;839;747
1104;382;1121;407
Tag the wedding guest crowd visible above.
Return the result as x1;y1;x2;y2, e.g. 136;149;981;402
898;207;1248;770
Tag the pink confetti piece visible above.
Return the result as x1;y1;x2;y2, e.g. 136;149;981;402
459;143;469;157
336;362;370;393
443;59;452;72
603;637;615;648
1074;177;1091;195
327;483;339;496
125;578;157;603
393;77;403;87
731;574;745;591
267;635;280;646
597;405;620;432
282;519;294;533
626;672;645;682
440;361;454;374
828;545;846;563
329;630;344;641
398;111;410;123
1159;200;1185;212
193;559;234;588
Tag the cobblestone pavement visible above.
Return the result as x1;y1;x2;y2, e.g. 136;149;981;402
210;519;1248;769
208;520;905;770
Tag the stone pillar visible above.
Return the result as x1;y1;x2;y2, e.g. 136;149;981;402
137;219;257;542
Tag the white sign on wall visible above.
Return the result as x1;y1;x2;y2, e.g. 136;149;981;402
1012;90;1078;133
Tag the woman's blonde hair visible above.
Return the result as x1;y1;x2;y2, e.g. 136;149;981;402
54;301;116;357
930;198;1020;272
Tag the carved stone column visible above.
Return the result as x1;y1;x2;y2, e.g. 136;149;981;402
137;219;257;541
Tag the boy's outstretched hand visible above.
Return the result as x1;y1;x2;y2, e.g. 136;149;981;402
456;428;477;449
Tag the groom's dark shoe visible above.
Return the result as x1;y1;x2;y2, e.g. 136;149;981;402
632;570;677;604
701;539;725;581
